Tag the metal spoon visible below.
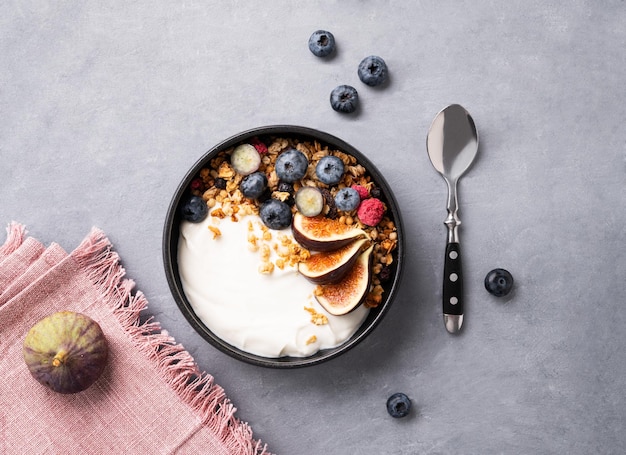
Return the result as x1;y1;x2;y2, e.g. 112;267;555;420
426;104;479;333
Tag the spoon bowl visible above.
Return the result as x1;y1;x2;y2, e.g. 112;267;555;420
427;105;478;183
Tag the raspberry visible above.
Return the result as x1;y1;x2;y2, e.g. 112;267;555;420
250;137;268;154
357;197;385;226
190;178;204;192
351;184;369;200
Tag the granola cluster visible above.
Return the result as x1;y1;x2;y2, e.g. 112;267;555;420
245;220;311;275
189;135;398;309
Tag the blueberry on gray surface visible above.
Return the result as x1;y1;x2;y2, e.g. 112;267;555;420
275;148;309;183
259;199;293;230
358;55;388;86
386;393;411;418
316;155;345;185
308;30;335;57
181;195;208;223
334;187;360;211
330;85;359;114
240;172;268;199
484;268;514;297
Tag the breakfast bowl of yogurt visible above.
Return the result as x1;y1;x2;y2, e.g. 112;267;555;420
163;125;404;368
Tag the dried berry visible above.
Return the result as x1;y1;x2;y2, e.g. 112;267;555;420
369;186;382;199
319;188;338;219
379;266;392;282
278;181;294;194
214;178;227;189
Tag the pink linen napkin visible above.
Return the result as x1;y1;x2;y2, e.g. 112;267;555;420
0;223;270;455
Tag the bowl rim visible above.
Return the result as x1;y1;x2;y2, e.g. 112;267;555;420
163;125;405;368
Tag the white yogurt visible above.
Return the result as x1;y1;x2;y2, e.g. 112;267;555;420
177;205;369;358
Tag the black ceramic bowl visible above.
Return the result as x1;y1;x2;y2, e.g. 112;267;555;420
163;125;404;368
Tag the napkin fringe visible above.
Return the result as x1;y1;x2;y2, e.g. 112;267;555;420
72;227;270;455
0;221;26;257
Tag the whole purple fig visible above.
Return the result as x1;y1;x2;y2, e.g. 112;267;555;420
23;311;108;394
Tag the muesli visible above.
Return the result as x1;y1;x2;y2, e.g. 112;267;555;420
177;134;398;358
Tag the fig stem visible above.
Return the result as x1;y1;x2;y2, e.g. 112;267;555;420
52;350;68;367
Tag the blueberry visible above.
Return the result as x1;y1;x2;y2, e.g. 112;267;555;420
358;55;388;87
484;268;514;297
330;85;359;114
181;195;208;223
275;148;309;183
334;187;360;211
240;172;268;199
259;199;292;230
316;155;344;185
386;393;411;418
308;30;335;57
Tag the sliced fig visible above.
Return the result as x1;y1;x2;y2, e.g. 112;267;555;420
23;311;108;394
315;244;374;316
299;238;370;284
292;212;367;252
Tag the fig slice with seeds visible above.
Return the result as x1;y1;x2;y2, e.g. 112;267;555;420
315;244;374;316
292;212;367;252
299;238;371;285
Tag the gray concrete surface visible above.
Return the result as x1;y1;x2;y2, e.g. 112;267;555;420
2;1;625;453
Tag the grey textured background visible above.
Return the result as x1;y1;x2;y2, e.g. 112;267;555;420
2;1;625;454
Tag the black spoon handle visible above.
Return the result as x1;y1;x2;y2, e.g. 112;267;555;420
443;242;463;316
